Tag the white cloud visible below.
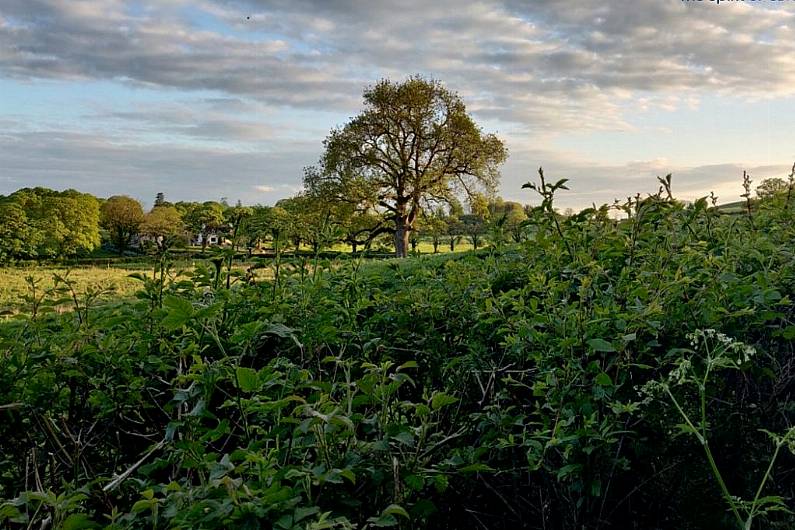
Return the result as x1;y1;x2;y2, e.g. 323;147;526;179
2;0;795;206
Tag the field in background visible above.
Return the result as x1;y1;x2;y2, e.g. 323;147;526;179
0;262;273;310
0;242;475;309
0;266;150;310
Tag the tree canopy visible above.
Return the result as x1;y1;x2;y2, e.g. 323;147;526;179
141;206;184;251
0;187;100;259
308;75;507;257
100;195;145;253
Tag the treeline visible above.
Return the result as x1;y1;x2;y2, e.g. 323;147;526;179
0;186;536;263
1;176;792;265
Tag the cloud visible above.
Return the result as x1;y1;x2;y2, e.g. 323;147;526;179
96;106;275;143
2;125;788;210
2;0;794;207
2;0;794;131
0;128;318;206
253;183;303;194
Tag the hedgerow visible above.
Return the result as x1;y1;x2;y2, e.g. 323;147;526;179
1;177;794;529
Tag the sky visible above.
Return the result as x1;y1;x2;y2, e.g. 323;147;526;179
1;0;794;210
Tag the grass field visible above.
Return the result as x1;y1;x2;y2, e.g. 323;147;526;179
0;266;152;311
0;244;474;310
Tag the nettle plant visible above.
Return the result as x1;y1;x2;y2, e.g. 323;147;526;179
641;330;795;529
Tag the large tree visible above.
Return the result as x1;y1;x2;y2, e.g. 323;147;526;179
141;206;184;251
3;187;100;259
100;195;145;253
0;201;38;262
756;177;788;200
314;76;507;257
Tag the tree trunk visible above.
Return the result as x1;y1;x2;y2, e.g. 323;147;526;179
394;223;410;258
351;241;358;254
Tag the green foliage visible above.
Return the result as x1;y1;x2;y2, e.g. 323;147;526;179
1;187;101;260
100;196;145;253
311;75;507;257
641;329;795;529
141;206;185;251
179;201;226;250
0;202;37;262
1;174;795;529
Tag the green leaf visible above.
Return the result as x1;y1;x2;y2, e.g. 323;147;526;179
431;392;458;410
398;360;418;371
382;504;410;519
595;372;613;387
62;514;98;530
0;504;24;523
339;468;356;485
368;514;398;527
131;500;154;513
392;430;415;446
161;295;194;329
459;463;494;473
404;474;424;491
556;463;582;480
235;367;259;392
587;338;615;352
294;506;320;523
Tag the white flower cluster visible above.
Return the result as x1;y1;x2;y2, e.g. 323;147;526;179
667;358;692;386
636;380;666;405
635;329;758;409
686;329;756;364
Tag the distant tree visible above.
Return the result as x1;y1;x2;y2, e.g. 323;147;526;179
183;202;226;251
756;178;788;200
240;205;271;255
421;208;449;253
302;166;388;254
0;201;38;262
342;211;385;254
51;193;102;257
488;198;527;244
469;193;490;219
277;195;338;254
6;188;101;258
315;75;506;257
224;205;253;253
141;206;184;251
460;214;486;249
100;195;145;254
446;216;463;251
266;206;292;255
154;192;167;207
461;193;490;249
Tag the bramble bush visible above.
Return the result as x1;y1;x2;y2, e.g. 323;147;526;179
1;172;794;529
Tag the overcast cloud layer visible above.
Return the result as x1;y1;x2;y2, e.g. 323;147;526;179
1;0;794;208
